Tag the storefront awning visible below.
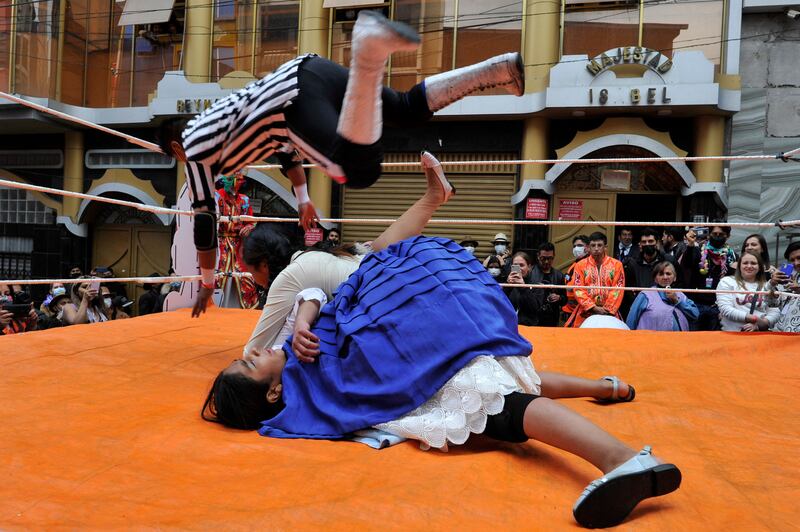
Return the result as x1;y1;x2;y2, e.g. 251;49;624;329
118;0;176;26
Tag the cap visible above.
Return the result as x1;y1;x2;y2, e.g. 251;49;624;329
492;233;509;243
113;295;134;309
459;236;479;247
47;293;70;312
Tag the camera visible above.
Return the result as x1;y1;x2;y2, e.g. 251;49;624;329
2;303;32;318
691;226;709;239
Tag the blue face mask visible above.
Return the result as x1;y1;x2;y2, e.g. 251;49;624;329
52;287;67;297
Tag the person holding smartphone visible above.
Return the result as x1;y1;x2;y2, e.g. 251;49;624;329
61;277;110;325
0;283;38;335
768;241;800;332
679;224;737;331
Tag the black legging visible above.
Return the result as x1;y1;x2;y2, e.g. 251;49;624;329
284;56;433;189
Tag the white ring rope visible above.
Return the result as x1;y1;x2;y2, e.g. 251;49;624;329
4;275;798;299
249;150;800;170
0;272;251;286
498;283;800;299
0;91;163;153
3;90;799;166
3;177;799;229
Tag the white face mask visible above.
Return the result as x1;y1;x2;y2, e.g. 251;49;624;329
488;268;501;277
104;297;113;308
494;244;507;254
573;245;586;258
464;246;475;255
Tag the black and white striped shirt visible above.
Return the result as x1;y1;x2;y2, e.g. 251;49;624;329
182;54;311;209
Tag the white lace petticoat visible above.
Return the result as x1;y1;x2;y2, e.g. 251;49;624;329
374;355;541;451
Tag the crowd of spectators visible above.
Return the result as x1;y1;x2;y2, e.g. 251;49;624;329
473;225;800;333
0;265;183;336
4;224;799;336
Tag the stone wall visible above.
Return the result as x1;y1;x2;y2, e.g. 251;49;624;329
729;13;800;261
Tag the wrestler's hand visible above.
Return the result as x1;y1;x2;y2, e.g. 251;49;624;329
292;321;320;363
192;284;214;318
298;201;319;232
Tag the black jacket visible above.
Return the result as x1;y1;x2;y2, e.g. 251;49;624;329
505;266;566;327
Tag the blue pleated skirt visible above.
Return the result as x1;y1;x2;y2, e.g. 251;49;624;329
259;236;532;440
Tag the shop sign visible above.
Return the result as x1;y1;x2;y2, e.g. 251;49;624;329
586;47;672;77
525;198;549;219
176;98;220;114
558;200;583;220
304;227;323;247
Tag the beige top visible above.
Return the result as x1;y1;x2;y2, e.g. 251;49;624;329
243;250;363;355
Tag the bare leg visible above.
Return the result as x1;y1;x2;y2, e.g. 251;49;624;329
539;371;630;401
371;152;452;251
523;397;636;473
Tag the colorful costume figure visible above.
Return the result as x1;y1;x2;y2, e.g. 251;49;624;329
215;174;258;309
566;255;625;328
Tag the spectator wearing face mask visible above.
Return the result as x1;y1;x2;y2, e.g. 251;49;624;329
459;236;479;256
40;282;66;314
482;233;512;278
562;235;590;322
680;224;737;330
61;278;110;325
0;283;38;334
485;256;505;282
41;290;71;329
68;266;83;279
622;228;679;319
626;262;698;331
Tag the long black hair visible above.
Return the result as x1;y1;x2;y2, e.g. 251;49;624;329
201;371;285;430
242;224;358;284
241;224;297;285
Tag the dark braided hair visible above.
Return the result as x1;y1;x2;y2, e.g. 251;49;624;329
201;371;285;430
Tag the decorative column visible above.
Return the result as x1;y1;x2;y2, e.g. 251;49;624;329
298;0;332;220
63;132;84;221
183;0;213;83
693;115;726;182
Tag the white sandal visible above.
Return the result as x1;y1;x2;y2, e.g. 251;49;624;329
573;446;681;528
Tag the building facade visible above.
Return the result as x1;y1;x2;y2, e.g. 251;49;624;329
0;0;796;293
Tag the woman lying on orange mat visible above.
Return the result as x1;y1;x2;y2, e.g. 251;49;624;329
202;234;680;529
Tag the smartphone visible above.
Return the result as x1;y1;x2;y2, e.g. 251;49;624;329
781;263;794;277
2;303;31;318
89;279;101;292
510;264;522;275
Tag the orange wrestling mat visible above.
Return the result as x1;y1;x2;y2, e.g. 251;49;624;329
1;308;798;530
